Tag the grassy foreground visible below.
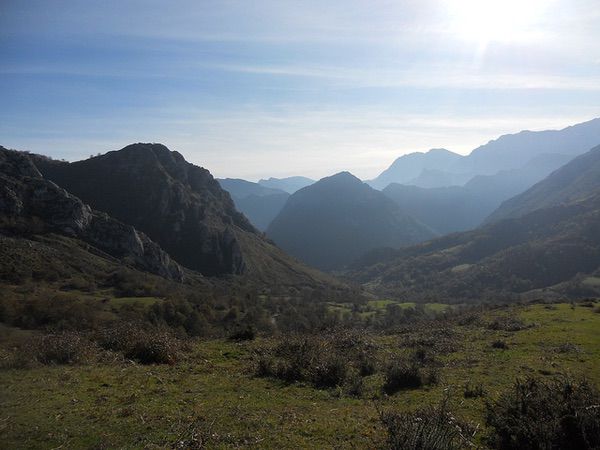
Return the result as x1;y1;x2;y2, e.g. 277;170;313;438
1;302;599;449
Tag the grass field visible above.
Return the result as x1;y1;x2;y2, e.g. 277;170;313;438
1;302;599;448
327;299;453;319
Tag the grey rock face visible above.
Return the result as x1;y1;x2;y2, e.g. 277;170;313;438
33;143;253;276
0;147;183;281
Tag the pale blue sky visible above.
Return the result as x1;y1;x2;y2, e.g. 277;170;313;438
1;0;599;179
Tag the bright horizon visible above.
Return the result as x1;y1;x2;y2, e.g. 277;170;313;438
1;0;599;180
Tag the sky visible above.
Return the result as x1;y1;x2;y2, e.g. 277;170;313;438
1;0;599;180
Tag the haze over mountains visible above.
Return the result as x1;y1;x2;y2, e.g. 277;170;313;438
348;144;600;301
368;148;463;190
216;118;600;236
266;172;435;270
369;118;600;189
2;117;600;304
258;177;315;194
382;153;573;235
217;178;289;231
7;143;339;291
487;145;600;223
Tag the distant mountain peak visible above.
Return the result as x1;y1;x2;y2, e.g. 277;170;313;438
267;170;435;270
319;171;362;184
369;117;600;190
427;148;455;154
486;144;600;223
27;144;340;288
258;175;315;194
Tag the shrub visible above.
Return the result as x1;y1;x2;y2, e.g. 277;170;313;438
125;331;179;365
555;342;581;354
228;325;256;341
383;361;423;394
255;354;275;378
464;381;486;398
29;331;96;365
488;317;531;332
311;355;348;388
95;323;181;365
380;398;475;450
95;323;144;353
399;327;459;354
253;331;376;390
357;351;377;376
345;371;364;397
486;377;600;450
492;340;509;350
458;313;479;326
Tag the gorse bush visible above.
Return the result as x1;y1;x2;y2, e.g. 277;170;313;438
486;377;600;450
492;340;509;350
125;332;179;365
311;354;348;388
383;361;423;393
464;381;486;399
398;326;459;354
380;398;475;450
96;323;181;365
29;331;96;365
228;324;256;341
254;330;377;390
487;316;532;332
383;349;439;394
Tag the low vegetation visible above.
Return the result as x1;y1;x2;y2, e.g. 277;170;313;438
1;301;599;448
486;377;600;449
379;398;476;449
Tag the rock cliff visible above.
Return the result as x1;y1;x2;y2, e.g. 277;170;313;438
0;147;183;280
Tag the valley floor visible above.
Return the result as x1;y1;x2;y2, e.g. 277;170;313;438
1;302;599;449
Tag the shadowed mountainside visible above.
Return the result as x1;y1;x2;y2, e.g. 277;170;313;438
29;144;341;289
0;147;183;281
218;178;289;231
267;172;435;271
349;145;600;301
486;144;600;223
383;153;572;234
349;194;600;301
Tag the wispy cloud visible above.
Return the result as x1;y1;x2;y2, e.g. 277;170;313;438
1;0;599;179
3;103;597;180
195;62;600;91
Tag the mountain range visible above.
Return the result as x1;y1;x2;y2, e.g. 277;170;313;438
218;118;600;237
266;172;435;270
2;117;600;306
217;178;289;231
486;145;600;223
382;153;572;235
368;117;600;190
257;176;315;194
0;146;184;281
2;144;340;292
348;144;600;301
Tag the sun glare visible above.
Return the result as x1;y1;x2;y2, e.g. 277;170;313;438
448;0;549;44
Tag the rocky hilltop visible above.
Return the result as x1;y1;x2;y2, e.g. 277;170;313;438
267;171;435;270
33;144;254;276
32;144;337;287
0;147;183;280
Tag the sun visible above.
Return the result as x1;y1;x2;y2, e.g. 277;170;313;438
447;0;548;44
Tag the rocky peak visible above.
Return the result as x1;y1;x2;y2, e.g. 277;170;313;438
0;148;183;281
33;143;256;276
